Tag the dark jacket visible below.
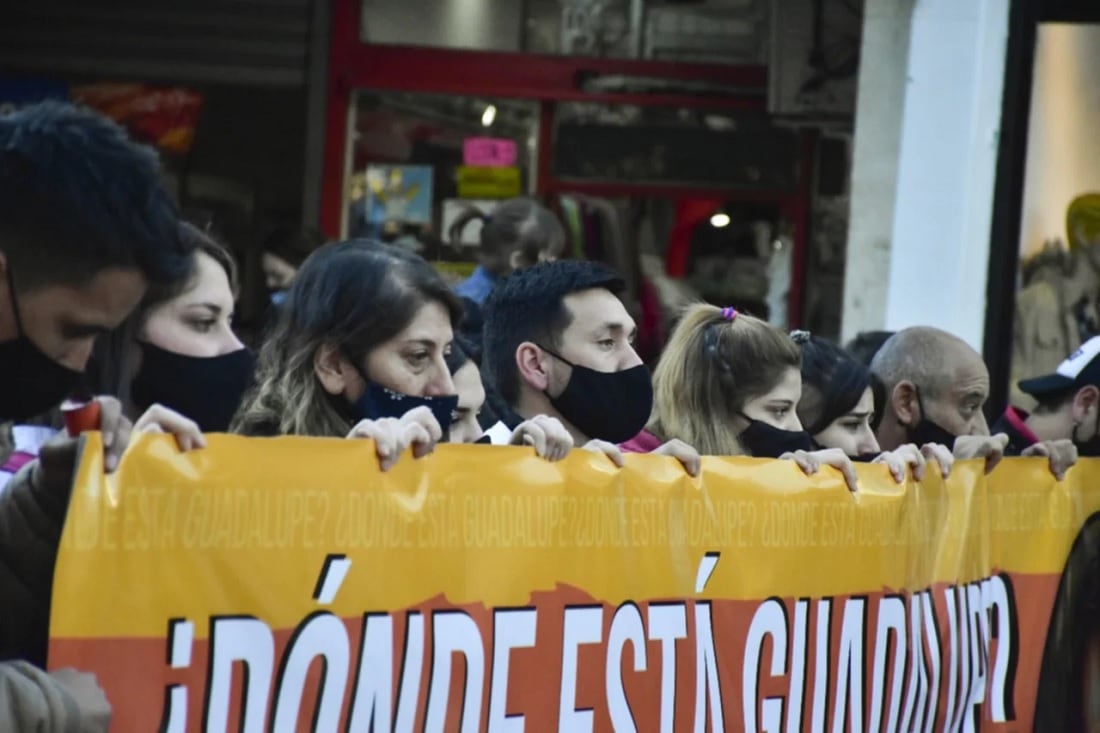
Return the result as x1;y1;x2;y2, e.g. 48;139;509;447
0;442;104;731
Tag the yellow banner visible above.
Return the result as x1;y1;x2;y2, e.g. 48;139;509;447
48;435;1099;731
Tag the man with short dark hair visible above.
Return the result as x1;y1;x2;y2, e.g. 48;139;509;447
0;102;196;731
482;260;699;473
995;336;1100;457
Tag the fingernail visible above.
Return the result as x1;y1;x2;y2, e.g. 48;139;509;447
106;454;118;471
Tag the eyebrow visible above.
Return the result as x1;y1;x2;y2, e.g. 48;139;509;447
185;302;223;315
593;322;638;338
843;411;873;419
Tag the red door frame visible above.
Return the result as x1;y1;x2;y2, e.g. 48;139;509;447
320;0;814;325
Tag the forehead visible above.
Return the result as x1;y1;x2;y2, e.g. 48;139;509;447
392;300;454;340
180;252;232;299
942;347;990;397
39;267;146;325
754;367;802;401
561;288;632;331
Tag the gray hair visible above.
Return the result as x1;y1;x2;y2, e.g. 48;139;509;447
870;326;971;398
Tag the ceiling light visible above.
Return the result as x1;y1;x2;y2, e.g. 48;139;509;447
710;213;731;228
481;104;497;127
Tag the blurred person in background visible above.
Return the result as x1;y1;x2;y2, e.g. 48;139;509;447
451;197;566;306
845;329;894;367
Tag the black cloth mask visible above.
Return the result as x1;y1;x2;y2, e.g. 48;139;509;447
541;347;653;444
0;264;82;421
131;342;256;432
1073;420;1100;457
738;414;813;458
352;381;458;435
905;389;958;449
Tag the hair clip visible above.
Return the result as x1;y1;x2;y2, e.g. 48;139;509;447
720;306;738;321
790;329;812;344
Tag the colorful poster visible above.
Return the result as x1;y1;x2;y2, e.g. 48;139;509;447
456;166;521;199
363;164;434;232
463;138;518;168
70;84;204;155
48;435;1100;731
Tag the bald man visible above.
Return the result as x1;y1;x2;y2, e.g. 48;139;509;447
871;327;1075;477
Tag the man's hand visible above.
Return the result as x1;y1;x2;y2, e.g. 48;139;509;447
49;668;111;732
953;434;1009;474
512;415;573;461
1022;439;1078;481
920;442;955;477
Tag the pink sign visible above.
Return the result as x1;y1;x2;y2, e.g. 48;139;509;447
463;137;518;167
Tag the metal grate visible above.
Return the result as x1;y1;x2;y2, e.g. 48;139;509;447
0;0;312;87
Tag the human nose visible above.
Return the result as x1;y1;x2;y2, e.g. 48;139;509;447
858;425;880;454
425;359;456;396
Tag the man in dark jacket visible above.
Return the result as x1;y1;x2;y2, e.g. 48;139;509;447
0;102;194;731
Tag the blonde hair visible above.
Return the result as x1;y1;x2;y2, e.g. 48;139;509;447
648;304;802;456
1067;193;1100;248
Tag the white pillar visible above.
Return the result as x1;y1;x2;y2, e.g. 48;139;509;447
841;0;915;344
842;0;1010;351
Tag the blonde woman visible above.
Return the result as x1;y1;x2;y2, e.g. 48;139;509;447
624;305;861;490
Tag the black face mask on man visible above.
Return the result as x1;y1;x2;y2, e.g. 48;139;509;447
738;415;813;458
0;264;82;421
905;388;959;449
1073;418;1100;457
131;342;256;432
540;346;653;444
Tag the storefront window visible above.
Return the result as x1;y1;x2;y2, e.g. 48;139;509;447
345;91;539;281
1010;23;1100;411
552;102;798;189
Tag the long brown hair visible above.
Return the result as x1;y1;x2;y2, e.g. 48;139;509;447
648;304;801;455
231;240;462;437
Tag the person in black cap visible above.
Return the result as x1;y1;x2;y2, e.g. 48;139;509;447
994;335;1100;459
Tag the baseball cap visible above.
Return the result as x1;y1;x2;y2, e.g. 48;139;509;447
1019;335;1100;396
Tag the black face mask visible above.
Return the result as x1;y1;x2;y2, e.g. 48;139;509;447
0;264;82;421
1073;420;1100;457
131;342;256;432
351;382;458;435
738;415;813;458
541;347;653;444
905;389;959;449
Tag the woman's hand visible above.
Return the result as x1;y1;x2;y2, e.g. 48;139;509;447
872;443;926;483
131;404;207;453
781;448;859;493
346;406;442;471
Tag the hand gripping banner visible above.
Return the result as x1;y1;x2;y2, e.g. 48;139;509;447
48;435;1100;731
